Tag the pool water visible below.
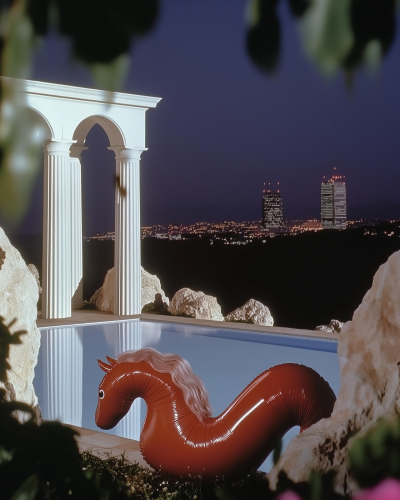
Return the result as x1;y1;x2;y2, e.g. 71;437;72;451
34;320;339;473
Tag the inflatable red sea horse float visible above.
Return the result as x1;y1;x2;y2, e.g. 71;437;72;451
96;348;336;478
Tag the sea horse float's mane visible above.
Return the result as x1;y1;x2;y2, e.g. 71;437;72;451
116;348;213;422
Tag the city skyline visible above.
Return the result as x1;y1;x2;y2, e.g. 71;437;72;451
83;217;398;243
9;2;400;235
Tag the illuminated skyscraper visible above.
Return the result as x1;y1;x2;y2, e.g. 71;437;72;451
321;175;347;229
262;189;283;228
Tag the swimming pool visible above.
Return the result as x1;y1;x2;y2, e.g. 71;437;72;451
34;319;339;473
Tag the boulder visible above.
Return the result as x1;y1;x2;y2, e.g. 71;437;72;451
168;287;224;321
316;319;343;333
90;267;169;313
0;227;41;422
141;268;169;308
268;249;400;497
225;299;274;326
90;267;115;312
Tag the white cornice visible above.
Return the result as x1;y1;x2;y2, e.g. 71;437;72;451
0;76;162;109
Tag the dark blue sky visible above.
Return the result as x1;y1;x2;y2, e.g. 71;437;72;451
19;0;400;234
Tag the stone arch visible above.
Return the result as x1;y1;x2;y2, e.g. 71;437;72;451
0;76;161;319
24;106;54;141
73;115;125;148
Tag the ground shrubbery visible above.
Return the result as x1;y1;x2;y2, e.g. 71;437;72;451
2;315;400;499
0;316;131;499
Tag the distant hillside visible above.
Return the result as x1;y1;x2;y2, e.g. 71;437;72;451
8;221;400;330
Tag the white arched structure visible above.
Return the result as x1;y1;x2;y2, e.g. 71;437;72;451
1;77;161;318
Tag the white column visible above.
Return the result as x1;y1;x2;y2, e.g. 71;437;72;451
110;148;144;316
70;146;86;310
115;320;142;440
42;140;74;319
41;327;83;426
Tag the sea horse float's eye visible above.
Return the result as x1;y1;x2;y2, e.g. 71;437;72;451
99;390;105;399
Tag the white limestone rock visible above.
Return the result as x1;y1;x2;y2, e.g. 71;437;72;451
141;268;169;309
168;287;224;321
225;299;274;326
28;263;42;295
0;227;41;421
268;249;400;497
316;319;343;333
90;266;169;313
90;267;115;312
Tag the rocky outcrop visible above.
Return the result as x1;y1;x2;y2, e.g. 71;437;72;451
225;299;273;326
268;250;400;497
316;319;343;333
0;227;41;421
168;288;224;321
90;267;169;313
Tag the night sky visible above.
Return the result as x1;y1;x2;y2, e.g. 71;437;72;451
17;1;400;235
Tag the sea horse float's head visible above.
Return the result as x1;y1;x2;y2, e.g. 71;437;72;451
95;355;132;429
95;348;213;430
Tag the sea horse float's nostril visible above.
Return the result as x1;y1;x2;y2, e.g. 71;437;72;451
95;347;336;478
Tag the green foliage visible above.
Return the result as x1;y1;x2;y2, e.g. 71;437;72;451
36;0;159;64
81;451;272;500
0;316;131;499
349;417;400;489
275;470;345;500
246;0;399;76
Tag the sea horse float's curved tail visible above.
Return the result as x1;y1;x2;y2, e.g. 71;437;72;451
96;348;336;478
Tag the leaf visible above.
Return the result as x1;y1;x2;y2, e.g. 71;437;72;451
309;470;322;500
0;445;14;464
89;53;130;92
10;474;39;500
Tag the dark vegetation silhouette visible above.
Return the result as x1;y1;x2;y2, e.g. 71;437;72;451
0;317;133;499
141;223;400;329
246;0;398;74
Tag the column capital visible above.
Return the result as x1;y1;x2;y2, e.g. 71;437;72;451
70;145;88;160
108;147;147;161
44;140;75;155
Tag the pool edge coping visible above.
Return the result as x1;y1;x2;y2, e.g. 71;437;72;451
37;311;339;341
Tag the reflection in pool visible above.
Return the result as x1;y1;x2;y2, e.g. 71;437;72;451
34;320;339;472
